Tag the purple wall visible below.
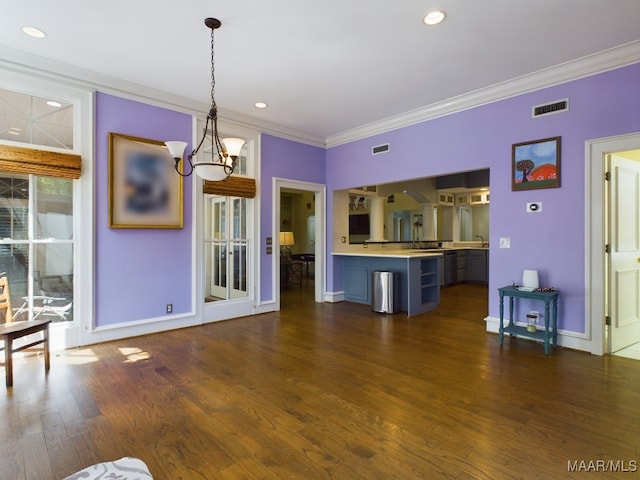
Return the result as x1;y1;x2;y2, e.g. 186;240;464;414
260;134;325;302
326;64;640;334
91;64;639;334
95;93;193;326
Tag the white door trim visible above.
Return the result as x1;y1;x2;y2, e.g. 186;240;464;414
273;178;326;310
586;132;640;355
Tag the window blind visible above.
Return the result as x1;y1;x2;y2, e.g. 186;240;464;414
0;144;82;179
203;176;256;198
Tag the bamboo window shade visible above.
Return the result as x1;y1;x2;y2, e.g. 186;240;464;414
0;144;82;179
203;176;256;198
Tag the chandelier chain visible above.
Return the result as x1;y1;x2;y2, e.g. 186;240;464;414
210;26;216;112
165;17;244;181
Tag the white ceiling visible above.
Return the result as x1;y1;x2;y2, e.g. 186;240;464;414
0;0;639;145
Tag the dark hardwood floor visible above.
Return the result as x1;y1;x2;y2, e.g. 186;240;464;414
1;282;639;479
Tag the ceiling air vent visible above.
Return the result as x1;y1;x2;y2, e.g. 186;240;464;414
532;98;569;118
372;143;390;155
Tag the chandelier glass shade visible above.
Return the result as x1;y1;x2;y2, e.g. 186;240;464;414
165;18;245;181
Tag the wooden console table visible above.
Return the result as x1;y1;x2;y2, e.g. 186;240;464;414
498;285;559;355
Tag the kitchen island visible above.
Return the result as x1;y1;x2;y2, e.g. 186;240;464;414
333;250;443;316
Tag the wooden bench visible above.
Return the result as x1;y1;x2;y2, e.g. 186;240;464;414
0;319;51;387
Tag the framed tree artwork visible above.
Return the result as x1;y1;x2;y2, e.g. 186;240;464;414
108;132;183;228
512;136;561;191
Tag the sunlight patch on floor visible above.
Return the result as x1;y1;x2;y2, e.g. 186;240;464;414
118;347;150;363
58;348;99;365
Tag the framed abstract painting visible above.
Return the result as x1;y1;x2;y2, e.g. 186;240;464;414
108;132;183;228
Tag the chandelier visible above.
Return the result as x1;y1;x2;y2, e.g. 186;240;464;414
165;18;245;182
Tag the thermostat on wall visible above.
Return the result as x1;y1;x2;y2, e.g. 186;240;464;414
526;202;542;213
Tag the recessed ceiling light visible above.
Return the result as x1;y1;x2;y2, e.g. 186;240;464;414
21;25;47;39
8;127;22;136
46;100;62;107
254;102;268;109
423;10;446;26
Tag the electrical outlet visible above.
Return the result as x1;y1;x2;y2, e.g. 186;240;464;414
166;304;173;314
499;237;511;248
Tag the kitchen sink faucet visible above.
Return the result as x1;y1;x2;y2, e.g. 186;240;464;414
475;235;487;247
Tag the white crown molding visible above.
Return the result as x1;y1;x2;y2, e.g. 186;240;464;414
326;40;640;148
0;46;325;147
1;41;639;150
0;46;206;113
217;109;325;147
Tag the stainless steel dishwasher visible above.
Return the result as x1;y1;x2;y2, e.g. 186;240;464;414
443;250;457;286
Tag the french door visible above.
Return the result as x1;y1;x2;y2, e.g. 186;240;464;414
204;195;249;301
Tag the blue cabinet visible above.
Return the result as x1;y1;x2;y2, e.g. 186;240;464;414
342;254;440;316
466;249;488;284
344;263;370;303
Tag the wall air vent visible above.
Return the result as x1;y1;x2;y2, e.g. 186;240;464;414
532;98;569;118
372;143;390;155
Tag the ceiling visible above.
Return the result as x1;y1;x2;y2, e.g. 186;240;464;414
0;1;639;145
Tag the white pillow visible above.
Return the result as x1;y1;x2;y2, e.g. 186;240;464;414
63;457;153;480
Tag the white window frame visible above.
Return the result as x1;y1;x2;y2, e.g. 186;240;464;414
0;67;94;350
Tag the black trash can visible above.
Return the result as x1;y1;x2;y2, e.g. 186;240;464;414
371;271;399;314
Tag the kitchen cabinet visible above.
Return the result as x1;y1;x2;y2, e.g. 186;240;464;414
343;263;370;303
470;191;490;205
455;194;470;206
438;191;454;206
456;250;466;283
338;253;441;316
466;249;488;284
443;250;457;286
409;257;440;314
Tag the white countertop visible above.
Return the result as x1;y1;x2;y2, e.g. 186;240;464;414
332;246;489;258
332;250;444;258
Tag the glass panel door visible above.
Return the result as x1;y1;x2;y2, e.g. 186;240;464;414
204;195;249;301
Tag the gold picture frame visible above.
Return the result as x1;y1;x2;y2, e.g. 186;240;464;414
108;132;183;229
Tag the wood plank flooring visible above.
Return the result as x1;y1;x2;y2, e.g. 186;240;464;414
1;283;639;479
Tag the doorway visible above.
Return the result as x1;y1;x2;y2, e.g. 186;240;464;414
587;132;640;356
274;178;325;309
607;149;640;357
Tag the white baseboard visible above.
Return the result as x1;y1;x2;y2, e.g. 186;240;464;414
254;301;277;314
84;314;201;347
484;316;596;355
325;291;345;303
